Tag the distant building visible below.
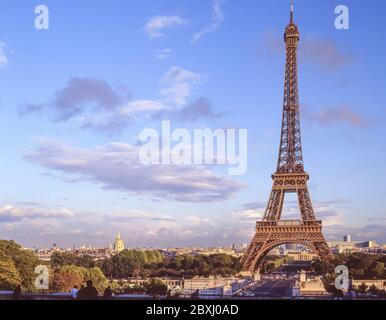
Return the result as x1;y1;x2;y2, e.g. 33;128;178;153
113;232;125;253
328;237;379;253
35;250;53;262
286;243;297;250
298;276;328;296
351;279;386;292
182;277;247;296
287;251;318;261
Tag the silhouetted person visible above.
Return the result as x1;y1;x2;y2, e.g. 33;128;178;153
70;285;79;299
346;287;357;300
103;286;113;300
78;281;98;300
77;285;85;300
334;289;345;300
191;290;200;300
12;285;22;300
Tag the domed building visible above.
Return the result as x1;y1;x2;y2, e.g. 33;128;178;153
113;232;125;253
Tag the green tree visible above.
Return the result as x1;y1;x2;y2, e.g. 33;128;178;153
124;284;146;294
101;250;165;278
312;260;335;275
370;262;385;278
145;279;168;297
98;259;114;279
75;255;96;268
0;240;40;292
0;253;22;290
50;252;77;267
51;252;96;268
83;267;108;294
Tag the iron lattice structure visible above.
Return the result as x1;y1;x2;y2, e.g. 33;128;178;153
241;3;334;273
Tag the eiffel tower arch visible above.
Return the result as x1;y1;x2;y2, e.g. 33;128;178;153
241;2;334;274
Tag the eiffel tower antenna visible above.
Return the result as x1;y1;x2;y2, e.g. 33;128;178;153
240;3;334;275
290;0;294;23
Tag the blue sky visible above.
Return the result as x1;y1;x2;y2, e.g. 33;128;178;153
0;0;385;248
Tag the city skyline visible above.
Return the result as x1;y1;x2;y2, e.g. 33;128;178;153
1;0;386;248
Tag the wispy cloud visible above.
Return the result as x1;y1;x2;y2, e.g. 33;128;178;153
324;223;386;243
235;199;347;227
192;0;224;43
144;15;188;39
261;31;354;71
304;105;366;127
300;36;354;71
156;48;173;60
25;139;243;203
0;41;8;68
174;98;224;122
159;66;204;106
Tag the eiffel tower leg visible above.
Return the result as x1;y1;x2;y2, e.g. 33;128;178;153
263;188;285;221
313;240;335;262
297;187;335;261
297;188;316;220
240;237;268;273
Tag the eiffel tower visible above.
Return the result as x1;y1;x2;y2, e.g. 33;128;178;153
241;1;334;274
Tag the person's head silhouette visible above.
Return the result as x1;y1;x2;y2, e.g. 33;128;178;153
86;280;93;288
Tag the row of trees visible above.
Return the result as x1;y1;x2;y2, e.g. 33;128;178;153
50;252;97;269
99;250;165;278
50;250;242;279
119;279;168;296
98;251;242;279
50;250;386;282
312;253;386;297
312;253;386;279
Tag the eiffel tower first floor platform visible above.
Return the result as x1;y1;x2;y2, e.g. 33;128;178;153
240;220;335;275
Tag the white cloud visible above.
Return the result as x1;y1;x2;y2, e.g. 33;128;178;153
159;66;205;107
0;205;74;222
25;138;243;203
145;16;188;39
122;99;167;115
156;48;173;60
313;202;345;226
0;41;8;68
192;0;224;43
118;66;205;119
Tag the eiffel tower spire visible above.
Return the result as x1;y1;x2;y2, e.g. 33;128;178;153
290;0;294;23
240;2;334;275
